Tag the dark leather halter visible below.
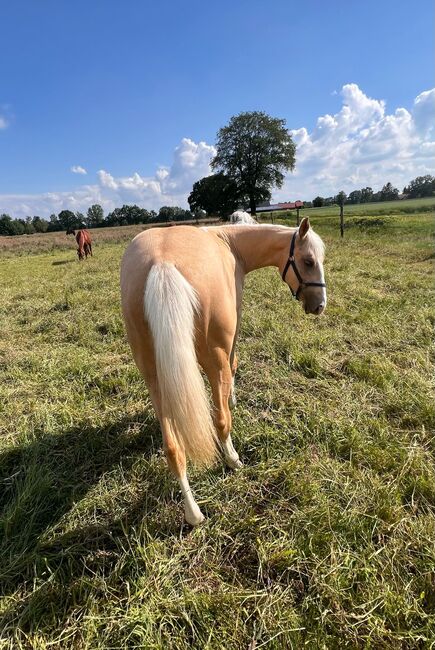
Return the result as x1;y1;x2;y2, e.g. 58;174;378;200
281;230;327;300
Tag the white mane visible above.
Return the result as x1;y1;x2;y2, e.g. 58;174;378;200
229;210;257;225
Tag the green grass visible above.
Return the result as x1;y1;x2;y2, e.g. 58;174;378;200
0;212;434;648
258;196;435;224
309;196;435;216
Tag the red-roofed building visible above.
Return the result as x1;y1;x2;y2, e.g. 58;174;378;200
255;200;303;213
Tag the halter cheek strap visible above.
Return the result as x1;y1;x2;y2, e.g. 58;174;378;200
281;231;326;300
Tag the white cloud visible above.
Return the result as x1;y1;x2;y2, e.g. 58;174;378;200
276;83;435;201
413;88;435;138
91;138;216;210
0;138;216;217
0;115;8;129
1;85;434;217
97;169;118;190
70;165;87;175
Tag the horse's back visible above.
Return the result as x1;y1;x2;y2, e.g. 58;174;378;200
123;226;233;288
76;229;91;244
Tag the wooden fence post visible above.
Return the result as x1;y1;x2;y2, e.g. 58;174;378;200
340;204;344;238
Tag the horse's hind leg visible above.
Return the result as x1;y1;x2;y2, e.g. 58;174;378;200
204;349;242;470
229;352;238;408
160;416;205;525
143;369;204;526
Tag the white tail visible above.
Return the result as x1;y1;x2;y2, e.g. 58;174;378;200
144;262;218;466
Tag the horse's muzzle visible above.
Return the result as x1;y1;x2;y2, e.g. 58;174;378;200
305;301;326;315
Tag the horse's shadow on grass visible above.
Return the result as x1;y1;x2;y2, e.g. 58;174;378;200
51;259;74;266
0;413;185;632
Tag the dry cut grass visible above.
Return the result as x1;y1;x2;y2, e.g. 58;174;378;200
0;219;220;258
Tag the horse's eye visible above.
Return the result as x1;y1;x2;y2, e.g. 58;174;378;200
304;259;314;268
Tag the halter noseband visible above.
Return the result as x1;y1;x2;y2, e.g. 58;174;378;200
281;230;326;300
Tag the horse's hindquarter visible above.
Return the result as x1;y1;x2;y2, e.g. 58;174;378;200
121;227;239;365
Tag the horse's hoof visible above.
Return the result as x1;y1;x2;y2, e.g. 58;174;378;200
227;457;243;470
184;507;205;527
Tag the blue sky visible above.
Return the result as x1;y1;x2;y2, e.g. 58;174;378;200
1;0;434;216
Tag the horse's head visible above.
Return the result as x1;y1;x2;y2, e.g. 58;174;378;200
282;218;326;315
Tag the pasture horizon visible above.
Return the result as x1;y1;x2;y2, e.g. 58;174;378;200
1;196;434;258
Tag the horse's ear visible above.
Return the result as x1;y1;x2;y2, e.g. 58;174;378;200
298;217;310;239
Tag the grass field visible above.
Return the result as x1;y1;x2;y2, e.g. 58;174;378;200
0;224;146;257
258;197;435;224
0;207;434;648
0;219;220;258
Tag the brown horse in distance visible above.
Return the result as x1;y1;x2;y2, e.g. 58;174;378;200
67;228;93;260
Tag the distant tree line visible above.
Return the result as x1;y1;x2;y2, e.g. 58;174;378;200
1;173;434;237
402;175;435;198
0;204;197;237
310;175;435;208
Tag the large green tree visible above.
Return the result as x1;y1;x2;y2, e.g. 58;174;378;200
188;173;240;217
211;111;296;215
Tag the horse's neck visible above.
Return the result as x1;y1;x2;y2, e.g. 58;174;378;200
225;225;295;275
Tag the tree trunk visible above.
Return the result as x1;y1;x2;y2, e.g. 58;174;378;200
249;195;257;216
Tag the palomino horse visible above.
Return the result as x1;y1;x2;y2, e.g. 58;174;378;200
120;218;326;525
67;228;93;260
